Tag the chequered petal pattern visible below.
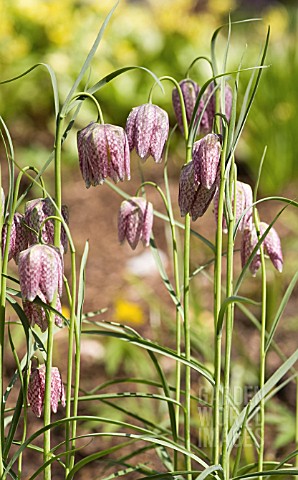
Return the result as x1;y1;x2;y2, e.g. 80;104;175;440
241;226;261;276
77;122;130;187
28;365;65;417
241;222;283;275
118;197;153;250
125;104;169;163
2;213;28;263
18;244;63;303
23;293;63;332
214;180;253;233
193;134;221;189
179;158;220;220
25;198;69;253
260;222;283;273
178;162;197;217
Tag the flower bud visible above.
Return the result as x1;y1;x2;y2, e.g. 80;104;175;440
178;161;219;220
18;244;63;303
241;222;283;275
118;197;153;250
77;122;130;188
28;365;65;417
2;213;28;263
193;134;221;190
23;293;63;332
125;103;169;163
24;198;69;253
172;79;210;135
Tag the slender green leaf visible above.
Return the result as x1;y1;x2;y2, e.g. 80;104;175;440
217;295;260;335
82;328;214;385
265;271;298;353
61;1;119;116
228;348;298;452
0;63;59;117
195;464;223;480
77;240;89;333
231;469;298;479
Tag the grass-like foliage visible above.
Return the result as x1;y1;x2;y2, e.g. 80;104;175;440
0;3;297;479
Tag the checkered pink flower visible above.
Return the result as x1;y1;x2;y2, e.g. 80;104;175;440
2;213;28;264
118;197;153;250
25;198;69;253
241;222;283;275
214;180;253;233
126;103;169;163
23;293;63;332
18;244;63;303
77;122;130;187
28;365;65;417
172;79;210;135
178;161;219;220
193;134;221;190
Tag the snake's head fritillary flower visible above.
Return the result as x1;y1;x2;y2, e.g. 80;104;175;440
28;365;65;417
118;197;153;250
193;133;221;190
241;222;283;275
18;244;63;303
125;103;169;163
77;122;130;188
2;213;28;264
214;180;253;233
23;293;63;332
206;81;232;129
25;198;69;253
178;161;219;220
172;79;210;135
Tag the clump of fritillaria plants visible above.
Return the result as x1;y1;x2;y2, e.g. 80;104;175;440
0;4;297;480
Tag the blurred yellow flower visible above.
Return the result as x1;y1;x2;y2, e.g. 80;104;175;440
114;299;144;325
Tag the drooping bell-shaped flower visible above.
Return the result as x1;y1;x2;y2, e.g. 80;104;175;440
178;161;219;221
241;222;283;275
125;103;169;163
23;293;63;332
77;122;130;188
2;213;28;263
28;365;65;417
18;244;63;303
24;198;69;253
214;180;253;233
206;81;232;129
193;133;221;189
172;79;210;135
118;197;153;250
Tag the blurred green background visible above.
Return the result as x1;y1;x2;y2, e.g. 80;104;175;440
1;0;298;194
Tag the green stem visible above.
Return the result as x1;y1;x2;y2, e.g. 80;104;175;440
68;251;77;472
212;135;227;465
256;223;267;479
221;165;236;478
43;312;54;480
183;144;192;479
0;168;27;477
